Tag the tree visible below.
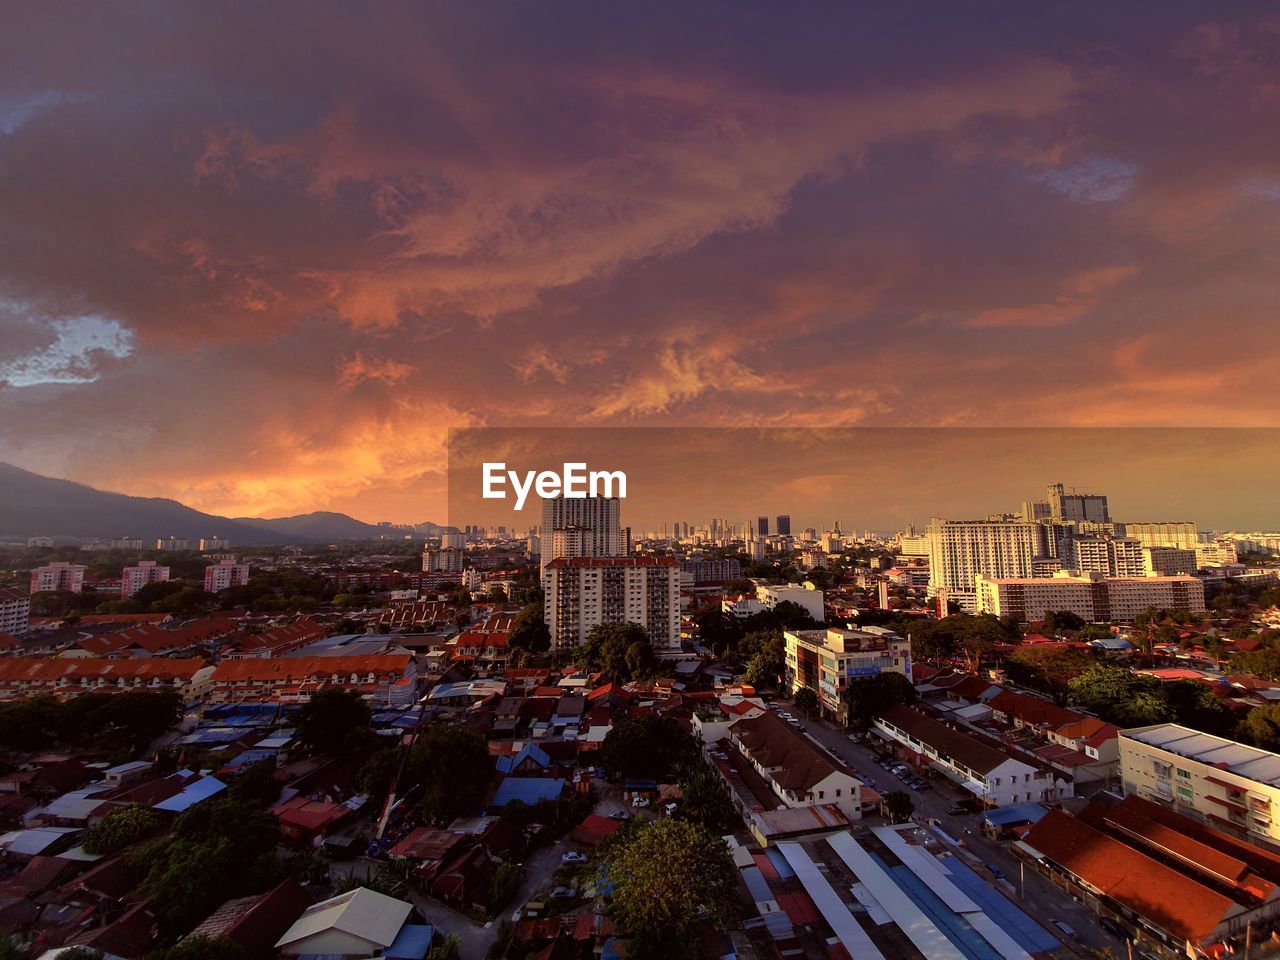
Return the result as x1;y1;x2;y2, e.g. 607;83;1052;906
409;725;492;823
601;716;698;781
1239;703;1280;751
675;758;737;833
489;862;521;909
357;747;402;805
693;604;744;655
1069;665;1170;727
742;631;784;689
1006;645;1096;701
604;819;738;958
793;688;819;716
146;938;245;960
1042;610;1086;634
883;790;914;824
1164;679;1236;737
83;805;163;855
227;761;281;808
843;672;917;730
297;688;373;755
508;601;551;654
425;935;462;960
582;622;654;682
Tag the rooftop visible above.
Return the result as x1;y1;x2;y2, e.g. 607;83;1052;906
1122;723;1280;787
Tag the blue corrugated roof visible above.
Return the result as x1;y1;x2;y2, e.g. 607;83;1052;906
490;777;565;808
153;776;226;813
382;924;433;960
983;802;1047;827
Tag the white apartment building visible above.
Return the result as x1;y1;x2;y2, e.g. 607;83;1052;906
422;546;465;573
755;582;825;622
121;561;171;598
204;559;250;593
544;556;679;651
155;537;191;551
875;704;1070;806
1120;724;1280;851
29;562;86;594
0;589;30;637
976;571;1206;623
199;537;231;551
926;518;1038;611
1071;536;1145;577
1119;521;1199;551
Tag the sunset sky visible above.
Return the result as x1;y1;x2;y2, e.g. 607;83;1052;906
2;4;1279;524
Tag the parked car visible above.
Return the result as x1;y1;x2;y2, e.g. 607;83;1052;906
989;865;1005;880
632;796;650;808
561;851;588;864
1100;917;1128;939
915;782;932;792
609;809;629;820
946;804;969;816
1049;919;1077;940
549;886;577;900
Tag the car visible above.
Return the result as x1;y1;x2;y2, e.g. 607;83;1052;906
663;801;678;815
561;851;588;864
609;809;629;820
989;865;1005;880
946;804;969;815
908;781;924;791
1048;919;1077;940
790;722;806;732
631;796;650;808
1099;917;1128;939
915;781;932;791
549;886;577;900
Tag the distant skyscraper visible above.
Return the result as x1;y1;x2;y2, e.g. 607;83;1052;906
540;496;624;581
776;514;791;537
1045;482;1109;523
757;515;770;537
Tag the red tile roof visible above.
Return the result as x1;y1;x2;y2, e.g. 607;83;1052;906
1024;809;1234;943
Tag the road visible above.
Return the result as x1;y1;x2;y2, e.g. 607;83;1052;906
793;708;1120;957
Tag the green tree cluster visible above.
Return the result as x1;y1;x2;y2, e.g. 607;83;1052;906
600;716;698;781
604;819;738;958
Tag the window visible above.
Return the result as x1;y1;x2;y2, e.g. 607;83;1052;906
1177;786;1193;800
1176;768;1191;780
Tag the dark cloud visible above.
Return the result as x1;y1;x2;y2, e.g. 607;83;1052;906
1;4;1279;519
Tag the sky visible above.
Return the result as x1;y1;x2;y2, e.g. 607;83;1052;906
2;3;1279;524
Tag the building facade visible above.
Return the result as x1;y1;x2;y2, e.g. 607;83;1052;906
121;561;171;597
30;562;86;594
544;556;679;651
975;571;1205;622
0;588;30;638
926;519;1038;610
1120;724;1280;852
784;626;910;721
204;559;251;592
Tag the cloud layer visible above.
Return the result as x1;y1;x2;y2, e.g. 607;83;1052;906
2;3;1280;520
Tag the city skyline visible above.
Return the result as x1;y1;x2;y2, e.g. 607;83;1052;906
3;5;1280;521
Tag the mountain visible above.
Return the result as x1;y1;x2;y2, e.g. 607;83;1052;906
232;511;390;540
0;462;393;544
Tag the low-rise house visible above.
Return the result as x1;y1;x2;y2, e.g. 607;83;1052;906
875;705;1071;806
725;712;863;821
209;654;416;704
275;887;414;957
0;659;213;700
188;878;314;960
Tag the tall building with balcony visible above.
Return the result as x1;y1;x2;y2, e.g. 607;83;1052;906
539;496;623;583
926;518;1038;611
544;556;679;652
784;626;910;722
0;588;30;638
30;562;86;594
204;559;251;593
1120;724;1280;852
121;561;171;598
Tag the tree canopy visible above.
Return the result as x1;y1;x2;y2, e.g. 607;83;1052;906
601;715;698;781
581;622;656;682
296;688;373;755
83;805;163;855
604;819;738;957
408;725;493;823
843;671;917;730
